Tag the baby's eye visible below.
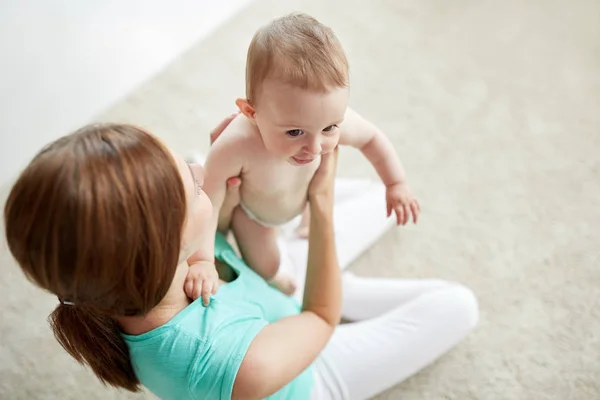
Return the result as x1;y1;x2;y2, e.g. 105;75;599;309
322;125;338;132
286;129;304;137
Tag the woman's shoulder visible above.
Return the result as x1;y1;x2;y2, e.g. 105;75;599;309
124;297;269;399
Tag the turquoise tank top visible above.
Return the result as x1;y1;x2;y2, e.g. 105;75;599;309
123;233;313;399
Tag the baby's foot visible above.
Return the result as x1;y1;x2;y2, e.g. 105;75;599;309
269;274;297;296
295;224;310;238
295;208;310;238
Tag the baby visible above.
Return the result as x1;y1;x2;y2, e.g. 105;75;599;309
185;13;420;301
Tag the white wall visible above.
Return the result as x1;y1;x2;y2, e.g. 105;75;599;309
0;0;252;186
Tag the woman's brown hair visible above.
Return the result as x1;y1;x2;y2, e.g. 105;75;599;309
4;124;187;392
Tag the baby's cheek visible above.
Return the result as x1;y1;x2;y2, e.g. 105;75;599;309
262;131;285;154
275;139;298;156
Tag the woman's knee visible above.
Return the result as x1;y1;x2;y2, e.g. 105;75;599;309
438;283;479;332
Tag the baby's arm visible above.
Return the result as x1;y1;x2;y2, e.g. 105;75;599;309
339;108;405;186
203;134;245;229
339;108;420;224
185;127;245;304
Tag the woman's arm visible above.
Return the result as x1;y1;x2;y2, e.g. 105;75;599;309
232;149;341;400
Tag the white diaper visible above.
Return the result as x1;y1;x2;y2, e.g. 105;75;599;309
239;202;281;228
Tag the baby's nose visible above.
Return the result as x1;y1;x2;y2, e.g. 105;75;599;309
304;137;322;155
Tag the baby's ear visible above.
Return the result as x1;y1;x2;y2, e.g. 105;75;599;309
236;98;257;123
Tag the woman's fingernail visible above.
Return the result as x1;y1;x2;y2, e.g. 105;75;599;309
227;177;240;186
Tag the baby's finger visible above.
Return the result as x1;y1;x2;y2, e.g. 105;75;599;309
211;281;219;295
403;204;410;225
184;279;195;299
410;202;420;224
192;279;203;301
398;204;407;225
201;281;212;306
395;205;404;226
386;202;392;217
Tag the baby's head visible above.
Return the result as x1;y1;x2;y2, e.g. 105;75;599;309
237;13;349;165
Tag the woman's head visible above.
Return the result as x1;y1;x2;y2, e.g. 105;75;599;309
4;123;211;390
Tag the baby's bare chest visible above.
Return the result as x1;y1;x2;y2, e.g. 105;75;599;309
241;157;320;199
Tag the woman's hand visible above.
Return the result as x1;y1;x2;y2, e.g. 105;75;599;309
308;147;339;205
218;177;241;233
210;112;239;145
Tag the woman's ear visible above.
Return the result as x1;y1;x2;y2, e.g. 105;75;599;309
236;98;257;123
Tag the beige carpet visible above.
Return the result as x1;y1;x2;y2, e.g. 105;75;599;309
1;0;599;398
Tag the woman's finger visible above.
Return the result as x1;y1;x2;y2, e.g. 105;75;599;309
222;177;242;209
318;147;339;177
210;112;239;145
308;147;339;196
226;177;241;188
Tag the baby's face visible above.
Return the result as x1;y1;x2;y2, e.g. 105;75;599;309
253;80;349;165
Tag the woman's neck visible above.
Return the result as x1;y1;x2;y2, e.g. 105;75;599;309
117;262;191;335
117;258;237;336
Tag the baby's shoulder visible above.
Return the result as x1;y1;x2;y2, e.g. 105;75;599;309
211;114;263;154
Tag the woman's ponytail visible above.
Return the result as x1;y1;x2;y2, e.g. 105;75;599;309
49;304;140;392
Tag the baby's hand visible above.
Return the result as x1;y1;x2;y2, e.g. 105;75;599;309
386;182;420;225
185;260;219;306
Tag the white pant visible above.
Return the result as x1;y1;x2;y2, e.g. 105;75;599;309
268;179;478;398
310;272;479;400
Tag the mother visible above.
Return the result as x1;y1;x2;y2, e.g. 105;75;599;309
4;115;478;399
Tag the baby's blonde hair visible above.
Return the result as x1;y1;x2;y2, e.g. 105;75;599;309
245;13;349;103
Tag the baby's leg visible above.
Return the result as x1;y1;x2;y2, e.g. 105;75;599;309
295;203;311;238
231;206;296;295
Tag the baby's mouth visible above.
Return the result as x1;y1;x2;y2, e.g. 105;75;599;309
291;155;316;165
